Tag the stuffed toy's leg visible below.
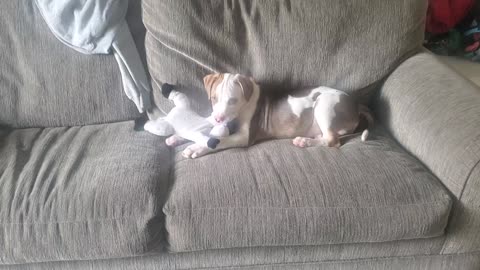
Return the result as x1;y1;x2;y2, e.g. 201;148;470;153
160;83;220;149
162;83;190;109
144;118;175;136
144;83;191;137
179;131;220;149
169;91;191;109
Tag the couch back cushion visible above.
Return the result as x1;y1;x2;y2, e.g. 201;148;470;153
0;0;146;128
143;0;427;115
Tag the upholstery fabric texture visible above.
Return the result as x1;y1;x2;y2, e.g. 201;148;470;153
164;129;452;252
375;52;480;254
2;0;480;268
142;0;428;115
0;0;147;128
0;122;171;264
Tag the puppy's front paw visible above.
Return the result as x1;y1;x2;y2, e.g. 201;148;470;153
165;136;177;147
182;144;211;159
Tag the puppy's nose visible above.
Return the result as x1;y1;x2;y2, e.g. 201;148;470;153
215;115;225;123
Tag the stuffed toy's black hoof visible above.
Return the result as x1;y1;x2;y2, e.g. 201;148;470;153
207;138;220;149
161;83;176;98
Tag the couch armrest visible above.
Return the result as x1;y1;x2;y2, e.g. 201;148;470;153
374;52;480;254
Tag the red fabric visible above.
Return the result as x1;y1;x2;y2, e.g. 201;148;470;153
426;0;475;34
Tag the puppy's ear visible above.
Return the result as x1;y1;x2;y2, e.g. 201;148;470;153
234;74;255;101
203;73;224;100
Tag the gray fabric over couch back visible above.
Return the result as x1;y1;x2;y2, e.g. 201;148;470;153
0;0;146;128
143;0;428;115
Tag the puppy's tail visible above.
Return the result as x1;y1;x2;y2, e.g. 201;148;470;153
361;129;369;142
358;104;374;142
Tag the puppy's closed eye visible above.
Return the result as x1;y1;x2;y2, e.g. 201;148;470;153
228;98;238;105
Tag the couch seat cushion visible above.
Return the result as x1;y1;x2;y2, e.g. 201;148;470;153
0;121;171;264
164;129;452;252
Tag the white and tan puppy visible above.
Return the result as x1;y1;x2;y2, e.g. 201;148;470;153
182;73;372;158
182;73;260;158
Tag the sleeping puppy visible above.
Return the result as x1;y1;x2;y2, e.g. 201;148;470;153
182;73;373;158
182;73;260;158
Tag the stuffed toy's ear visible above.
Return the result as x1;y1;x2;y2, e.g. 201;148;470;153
234;74;255;101
203;73;224;100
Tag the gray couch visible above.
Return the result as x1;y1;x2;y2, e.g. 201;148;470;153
1;0;480;269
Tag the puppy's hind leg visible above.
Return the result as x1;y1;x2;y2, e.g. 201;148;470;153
292;132;340;148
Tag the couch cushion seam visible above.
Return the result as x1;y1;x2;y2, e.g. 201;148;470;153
441;157;480;254
0;214;160;225
457;158;480;202
164;200;450;215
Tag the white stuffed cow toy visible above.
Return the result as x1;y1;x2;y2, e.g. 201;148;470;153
144;84;236;149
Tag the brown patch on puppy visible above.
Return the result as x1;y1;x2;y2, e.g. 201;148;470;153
252;94;316;143
234;75;254;101
203;73;224;101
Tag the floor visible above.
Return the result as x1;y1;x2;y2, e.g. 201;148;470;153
439;56;480;86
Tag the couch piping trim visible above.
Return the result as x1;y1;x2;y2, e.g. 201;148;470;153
175;250;480;270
